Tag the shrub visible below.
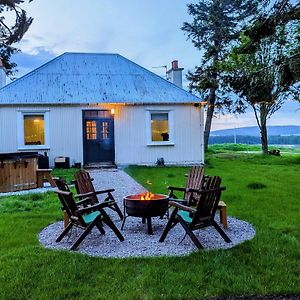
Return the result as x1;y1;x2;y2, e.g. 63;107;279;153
247;182;267;189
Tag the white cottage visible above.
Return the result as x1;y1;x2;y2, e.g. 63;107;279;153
0;53;204;167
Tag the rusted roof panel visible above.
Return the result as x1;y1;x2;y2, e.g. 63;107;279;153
0;53;201;104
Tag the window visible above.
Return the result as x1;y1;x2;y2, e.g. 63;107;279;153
151;113;169;142
86;121;97;140
146;110;174;146
24;115;45;145
17;110;50;149
101;122;109;139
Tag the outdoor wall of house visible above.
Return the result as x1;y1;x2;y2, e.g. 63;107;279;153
0;105;84;167
114;104;204;165
0;103;204;166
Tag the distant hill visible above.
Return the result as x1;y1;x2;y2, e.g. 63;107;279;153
211;125;300;137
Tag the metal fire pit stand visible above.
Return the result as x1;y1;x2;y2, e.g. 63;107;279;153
121;195;169;235
121;214;154;235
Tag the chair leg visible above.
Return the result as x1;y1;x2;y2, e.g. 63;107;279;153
121;215;128;230
56;222;73;242
101;209;125;242
159;209;178;242
63;211;70;228
106;193;124;220
220;206;228;229
212;221;231;243
70;220;97;250
112;202;124;220
96;222;105;235
178;217;204;249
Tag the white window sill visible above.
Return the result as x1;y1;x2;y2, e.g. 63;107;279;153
18;146;50;151
147;142;175;146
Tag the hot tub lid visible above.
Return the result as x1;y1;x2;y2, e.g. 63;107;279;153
0;152;39;160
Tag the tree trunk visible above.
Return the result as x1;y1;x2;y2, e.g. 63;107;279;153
252;103;269;154
260;104;269;155
260;123;268;154
204;87;216;151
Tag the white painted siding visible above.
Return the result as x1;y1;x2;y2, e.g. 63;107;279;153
114;104;204;165
0;104;204;166
0;105;84;166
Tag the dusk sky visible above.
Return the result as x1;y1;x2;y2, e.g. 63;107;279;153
11;0;300;130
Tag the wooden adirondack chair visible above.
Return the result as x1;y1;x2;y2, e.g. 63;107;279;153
168;166;205;206
168;166;228;229
74;170;123;220
55;187;124;250
54;178;94;228
159;176;231;249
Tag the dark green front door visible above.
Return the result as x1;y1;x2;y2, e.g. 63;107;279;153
83;111;115;165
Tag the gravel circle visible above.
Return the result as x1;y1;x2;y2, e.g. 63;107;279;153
38;169;256;258
39;216;256;258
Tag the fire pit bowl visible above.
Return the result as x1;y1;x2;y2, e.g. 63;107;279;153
121;192;169;235
124;193;169;217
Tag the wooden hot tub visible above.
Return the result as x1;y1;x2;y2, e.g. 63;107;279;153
0;152;39;193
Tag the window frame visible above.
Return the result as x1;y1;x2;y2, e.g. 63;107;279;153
17;110;50;150
146;110;174;146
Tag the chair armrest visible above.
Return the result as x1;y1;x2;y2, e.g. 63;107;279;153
201;187;226;193
75;191;94;199
77;201;114;214
186;187;202;194
76;197;94;206
187;186;226;195
169;201;196;213
94;188;115;195
167;186;186;192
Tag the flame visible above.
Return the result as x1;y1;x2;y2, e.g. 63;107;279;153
140;192;155;200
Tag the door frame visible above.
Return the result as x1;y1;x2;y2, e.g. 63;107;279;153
82;109;115;165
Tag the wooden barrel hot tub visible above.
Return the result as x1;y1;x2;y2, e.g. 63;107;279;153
0;152;39;193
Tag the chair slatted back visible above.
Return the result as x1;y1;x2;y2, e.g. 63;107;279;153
185;166;205;204
54;178;73;220
55;188;86;226
54;178;71;192
192;176;223;225
74;170;98;204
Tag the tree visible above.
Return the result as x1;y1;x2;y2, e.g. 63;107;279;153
241;0;300;53
240;0;300;93
182;0;258;151
0;0;33;76
225;26;299;154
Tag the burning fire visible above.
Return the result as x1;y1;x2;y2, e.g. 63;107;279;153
140;192;155;200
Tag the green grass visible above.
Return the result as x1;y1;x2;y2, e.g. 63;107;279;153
52;167;79;184
208;143;300;153
0;154;299;299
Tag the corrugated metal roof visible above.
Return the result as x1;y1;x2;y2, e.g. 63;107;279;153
0;52;201;105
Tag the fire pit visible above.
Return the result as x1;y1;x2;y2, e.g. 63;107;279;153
121;192;169;234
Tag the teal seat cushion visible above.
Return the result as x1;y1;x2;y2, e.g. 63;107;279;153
178;210;193;223
83;211;100;224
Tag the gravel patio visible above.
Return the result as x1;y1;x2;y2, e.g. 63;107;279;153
39;169;256;258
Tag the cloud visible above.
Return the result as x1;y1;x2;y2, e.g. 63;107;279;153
12;48;55;77
7;0;299;130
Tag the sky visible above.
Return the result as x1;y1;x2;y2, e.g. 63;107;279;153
9;0;300;130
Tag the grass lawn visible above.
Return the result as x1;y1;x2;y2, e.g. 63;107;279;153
0;153;299;299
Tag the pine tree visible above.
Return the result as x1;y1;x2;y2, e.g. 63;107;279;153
182;0;258;151
0;0;33;76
